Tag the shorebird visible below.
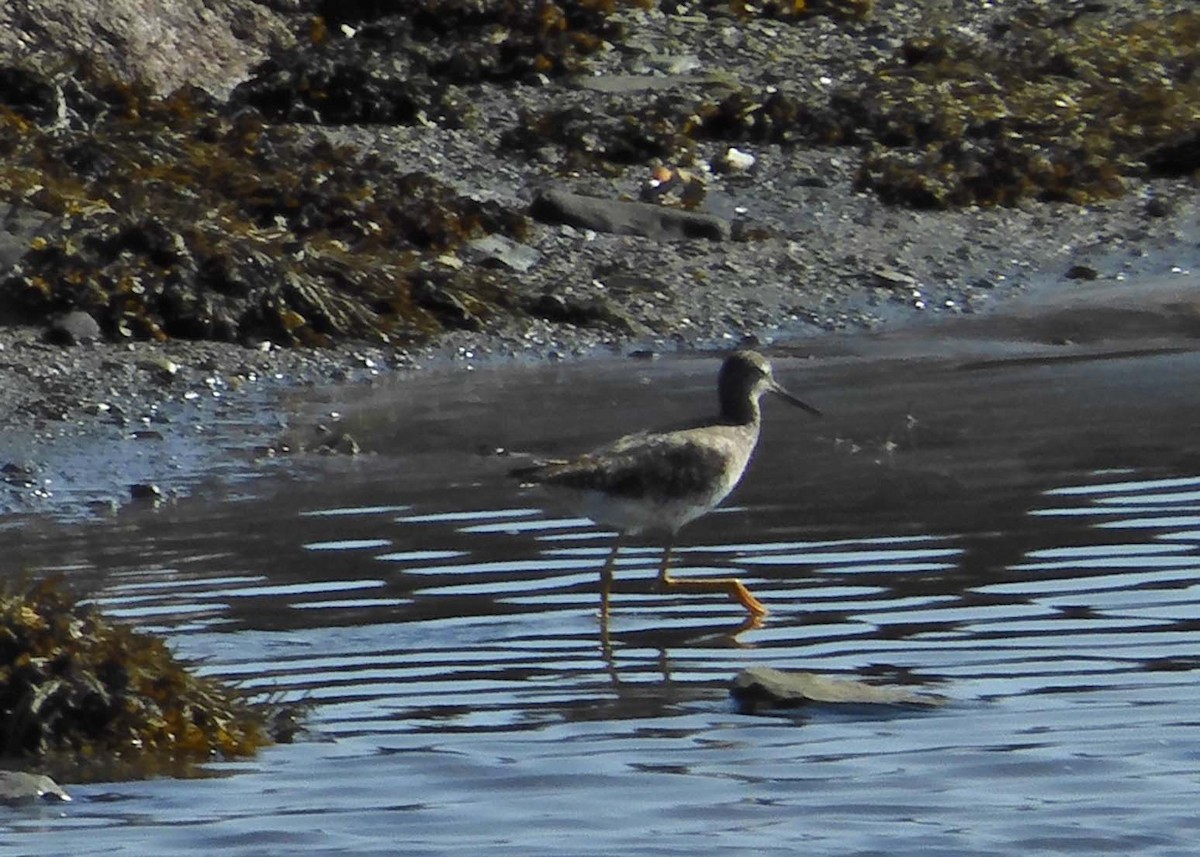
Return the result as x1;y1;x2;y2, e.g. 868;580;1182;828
511;350;820;623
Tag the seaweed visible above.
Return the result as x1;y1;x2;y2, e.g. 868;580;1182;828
506;6;1200;208
0;577;276;779
854;7;1200;206
0;61;527;344
232;0;640;125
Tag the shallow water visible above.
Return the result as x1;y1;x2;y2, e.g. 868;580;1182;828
4;330;1200;855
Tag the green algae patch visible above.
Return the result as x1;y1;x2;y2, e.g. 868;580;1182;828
0;577;272;778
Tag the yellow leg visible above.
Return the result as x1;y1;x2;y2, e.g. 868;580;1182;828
656;543;769;619
599;536;622;625
597;537;624;653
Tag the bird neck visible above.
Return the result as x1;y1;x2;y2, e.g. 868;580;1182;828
719;392;761;426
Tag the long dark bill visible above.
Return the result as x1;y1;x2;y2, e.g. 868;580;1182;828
770;381;822;417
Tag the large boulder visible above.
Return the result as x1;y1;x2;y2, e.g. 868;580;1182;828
0;0;303;98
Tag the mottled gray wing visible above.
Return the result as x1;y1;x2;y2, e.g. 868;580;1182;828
535;433;730;501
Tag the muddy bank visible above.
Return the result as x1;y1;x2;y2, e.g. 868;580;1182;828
1;268;1194;520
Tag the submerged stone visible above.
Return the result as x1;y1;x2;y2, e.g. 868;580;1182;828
730;666;947;713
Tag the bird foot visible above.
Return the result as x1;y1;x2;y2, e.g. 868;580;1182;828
659;574;768;620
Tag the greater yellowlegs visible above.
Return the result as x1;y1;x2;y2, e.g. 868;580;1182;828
512;350;820;622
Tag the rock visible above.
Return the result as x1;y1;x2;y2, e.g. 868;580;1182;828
1;461;39;486
867;267;919;289
44;310;101;346
527;293;642;334
467;235;541;273
730;666;947;713
0;771;70;805
715;146;757;173
316;431;361;456
269;706;306;744
530;189;731;242
1064;264;1100;281
0;205;53;276
1144;196;1174;218
137;355;181;380
1143;129;1200;177
0;0;297;99
129;483;165;502
570;73;706;94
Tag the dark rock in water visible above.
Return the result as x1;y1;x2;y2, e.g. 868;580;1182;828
730;666;947;713
269;706;306;745
314;430;361;456
1064;264;1100;281
1;461;39;487
44;310;101;346
530;189;731;242
129;482;165;501
0;771;70;805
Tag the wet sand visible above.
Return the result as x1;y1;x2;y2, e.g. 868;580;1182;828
0;268;1195;521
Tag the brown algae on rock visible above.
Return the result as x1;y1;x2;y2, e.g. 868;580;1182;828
854;7;1200;207
512;6;1200;209
0;576;275;778
1;2;1197;351
0;61;528;346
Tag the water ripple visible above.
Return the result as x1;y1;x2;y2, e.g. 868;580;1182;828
11;349;1200;856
